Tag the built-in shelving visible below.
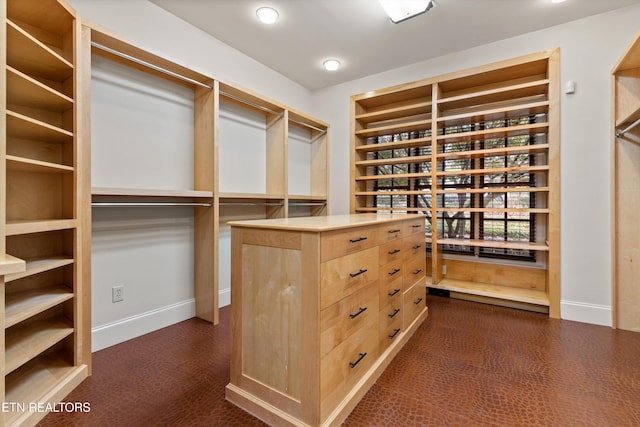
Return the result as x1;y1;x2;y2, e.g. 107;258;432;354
351;49;559;316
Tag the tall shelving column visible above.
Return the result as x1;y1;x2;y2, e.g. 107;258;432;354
2;0;89;425
612;31;640;332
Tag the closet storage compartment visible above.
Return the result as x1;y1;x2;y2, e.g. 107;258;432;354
226;214;428;427
1;0;89;425
351;49;560;317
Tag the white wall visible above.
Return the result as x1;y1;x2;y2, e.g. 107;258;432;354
312;3;640;326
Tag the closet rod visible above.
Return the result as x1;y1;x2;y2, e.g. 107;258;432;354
616;117;640;138
219;202;284;207
219;91;283;116
91;41;213;90
92;202;212;207
289;202;327;206
289;118;327;134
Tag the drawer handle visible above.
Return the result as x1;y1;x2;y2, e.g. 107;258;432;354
389;328;401;339
349;269;368;278
349;236;367;243
388;249;401;255
388;268;401;276
349;306;368;319
412;224;422;228
414;297;424;305
388;229;401;234
388;308;400;319
412;244;422;250
388;288;400;297
412;269;423;275
349;352;367;369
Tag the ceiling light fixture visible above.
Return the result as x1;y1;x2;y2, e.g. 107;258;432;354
256;6;279;24
323;59;341;71
551;0;566;3
379;0;434;24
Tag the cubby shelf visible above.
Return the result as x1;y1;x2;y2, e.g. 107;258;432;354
6;66;73;111
430;279;550;306
5;286;74;328
355;118;432;138
355;154;432;167
355;101;432;124
6;110;73;143
0;253;26;276
437;238;549;251
5;256;74;283
7;155;74;173
5;219;77;236
355;136;431;153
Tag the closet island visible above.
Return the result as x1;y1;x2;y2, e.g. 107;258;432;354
225;213;428;427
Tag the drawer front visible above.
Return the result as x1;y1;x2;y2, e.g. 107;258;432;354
379;275;403;308
403;255;426;290
321;283;378;358
379;300;402;331
379;259;403;288
321;247;379;309
404;282;426;330
321;225;379;262
379;313;402;353
379;239;405;266
404;233;425;261
377;221;407;244
403;217;425;236
320;321;378;406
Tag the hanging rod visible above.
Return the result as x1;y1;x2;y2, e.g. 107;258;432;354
91;41;213;90
219;202;284;207
616;117;640;138
289;201;327;206
219;91;284;116
289;118;327;134
92;202;212;207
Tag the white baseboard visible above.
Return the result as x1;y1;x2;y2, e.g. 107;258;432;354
219;287;231;307
92;299;196;352
561;300;612;327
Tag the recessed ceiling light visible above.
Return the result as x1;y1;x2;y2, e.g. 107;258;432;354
323;59;341;71
256;7;279;24
551;0;566;3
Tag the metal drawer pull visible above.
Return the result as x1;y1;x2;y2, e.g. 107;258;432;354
349;307;368;319
349;352;367;369
412;224;422;228
388;308;400;319
349;269;368;278
388;249;401;255
414;297;424;305
388;268;401;276
349;236;367;243
412;244;422;250
412;269;423;275
388;288;400;297
388;229;401;234
389;328;401;339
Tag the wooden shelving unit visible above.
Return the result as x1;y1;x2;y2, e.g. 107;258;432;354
612;31;640;332
1;0;90;425
351;49;560;316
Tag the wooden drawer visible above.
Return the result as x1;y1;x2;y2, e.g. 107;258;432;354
379;300;402;331
379;275;403;308
379;259;403;288
379;239;405;265
403;233;425;260
377;221;406;244
320;320;378;406
379;313;402;353
321;246;379;308
403;217;425;235
403;255;426;290
321;283;378;358
403;282;426;330
321;225;379;262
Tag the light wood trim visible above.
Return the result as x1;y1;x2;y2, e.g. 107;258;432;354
0;253;26;276
1;0;6;262
613;30;640;73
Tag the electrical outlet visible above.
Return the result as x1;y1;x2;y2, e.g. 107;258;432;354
442;265;447;275
112;285;124;303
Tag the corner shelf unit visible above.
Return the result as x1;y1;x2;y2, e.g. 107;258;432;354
351;49;560;317
612;31;640;332
1;0;90;425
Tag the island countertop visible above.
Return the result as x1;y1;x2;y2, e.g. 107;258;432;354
227;213;425;232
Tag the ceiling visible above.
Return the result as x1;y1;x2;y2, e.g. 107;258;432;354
150;0;640;91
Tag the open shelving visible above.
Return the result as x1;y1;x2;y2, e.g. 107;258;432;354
1;0;90;425
351;49;559;316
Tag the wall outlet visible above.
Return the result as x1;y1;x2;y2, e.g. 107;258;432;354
112;285;124;303
442;265;447;275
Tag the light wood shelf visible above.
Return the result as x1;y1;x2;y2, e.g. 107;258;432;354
356;190;432;196
5;256;74;282
437;238;549;251
437;207;549;214
355;118;432;138
438;100;549;128
355;207;428;213
6;66;73;112
5;286;74;328
438;79;549;111
355;101;431;124
354;136;431;153
436;143;549;160
436;165;549;177
92;187;213;200
5;317;74;375
5;219;77;236
7;154;74;173
0;253;26;276
6;19;73;81
430;278;550;306
436;187;549;195
287;194;327;201
355;172;430;181
436;122;549;143
355;154;432;167
6;110;73;143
